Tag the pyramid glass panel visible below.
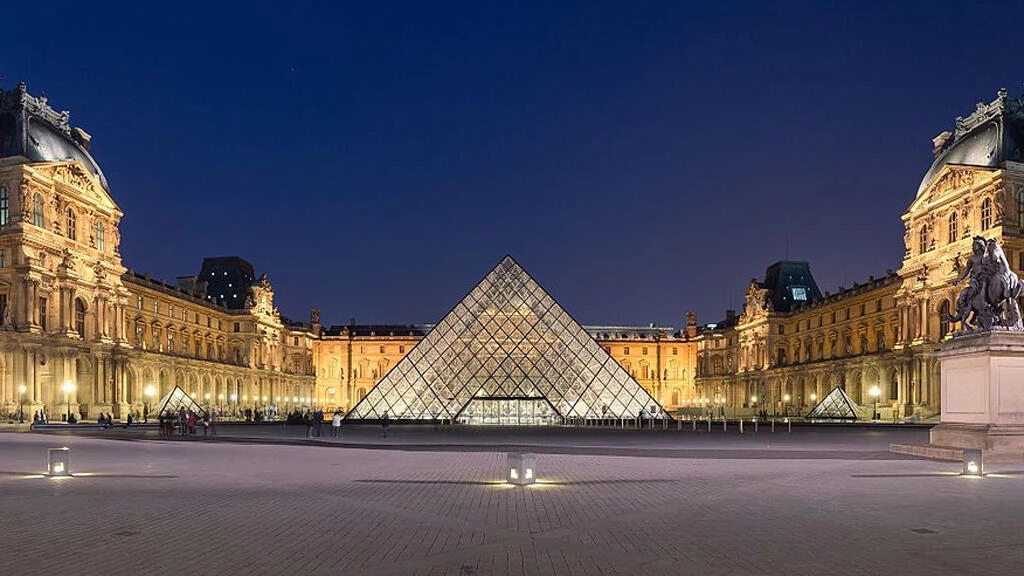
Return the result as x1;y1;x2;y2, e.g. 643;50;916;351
805;386;862;420
346;256;669;424
152;386;208;419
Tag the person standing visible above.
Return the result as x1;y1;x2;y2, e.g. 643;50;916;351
380;411;389;438
331;410;342;438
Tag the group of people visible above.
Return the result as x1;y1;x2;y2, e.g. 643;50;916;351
156;407;218;438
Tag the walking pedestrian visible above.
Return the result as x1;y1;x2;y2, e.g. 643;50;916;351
380;411;389;438
331;410;342;437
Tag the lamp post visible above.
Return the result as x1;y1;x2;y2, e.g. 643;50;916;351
144;385;155;422
61;381;75;423
17;384;26;424
751;395;758;420
783;394;790;417
870;386;881;421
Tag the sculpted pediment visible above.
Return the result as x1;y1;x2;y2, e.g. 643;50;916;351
46;161;119;211
910;165;996;213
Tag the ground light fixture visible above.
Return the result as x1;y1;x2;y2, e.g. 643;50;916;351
962;448;984;476
48;447;70;476
507;453;536;485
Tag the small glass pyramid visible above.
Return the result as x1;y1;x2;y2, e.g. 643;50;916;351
151;386;208;419
805;386;861;421
346;256;669;424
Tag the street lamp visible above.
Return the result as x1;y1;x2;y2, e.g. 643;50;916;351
783;394;791;416
751;394;758;419
144;385;155;422
61;381;75;423
17;384;26;424
870;386;881;421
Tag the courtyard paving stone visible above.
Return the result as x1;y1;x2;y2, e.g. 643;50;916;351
0;425;1020;575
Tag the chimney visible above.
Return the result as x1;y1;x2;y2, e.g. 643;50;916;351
686;312;697;338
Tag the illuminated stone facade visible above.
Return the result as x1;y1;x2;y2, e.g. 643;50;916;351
693;88;1024;422
4;81;1020;424
0;82;315;421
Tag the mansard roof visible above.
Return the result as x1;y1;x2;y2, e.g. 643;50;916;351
917;87;1024;198
0;80;108;190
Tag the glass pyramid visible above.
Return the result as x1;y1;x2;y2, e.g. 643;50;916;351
346;256;669;424
805;386;860;421
151;386;208;419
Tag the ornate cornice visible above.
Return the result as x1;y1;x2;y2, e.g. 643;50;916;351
0;81;72;135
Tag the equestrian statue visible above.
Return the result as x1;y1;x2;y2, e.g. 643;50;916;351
948;236;1024;331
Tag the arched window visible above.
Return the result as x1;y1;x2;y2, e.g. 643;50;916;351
918;226;928;254
32;193;44;227
96;220;105;252
981;197;993;230
66;207;77;240
948;212;958;243
0;187;8;227
74;298;86;337
939;300;951;338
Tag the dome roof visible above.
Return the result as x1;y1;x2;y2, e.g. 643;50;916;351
0;82;108;190
916;88;1024;197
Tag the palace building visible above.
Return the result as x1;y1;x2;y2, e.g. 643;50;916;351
2;79;1021;424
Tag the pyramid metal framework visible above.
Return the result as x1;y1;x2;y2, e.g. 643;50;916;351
151;386;208;419
805;386;861;420
346;256;669;424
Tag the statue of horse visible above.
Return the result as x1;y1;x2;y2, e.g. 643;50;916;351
984;240;1023;329
948;236;990;330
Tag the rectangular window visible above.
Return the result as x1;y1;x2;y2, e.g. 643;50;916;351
399;345;405;353
0;249;5;268
0;294;7;325
623;347;630;355
295;337;300;346
153;300;159;314
379;345;385;354
137;296;143;310
38;297;47;330
778;325;784;335
0;186;7;227
641;347;648;355
234;322;240;332
672;347;678;355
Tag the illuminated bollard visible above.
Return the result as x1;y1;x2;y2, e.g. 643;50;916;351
48;447;70;476
507;452;537;485
962;448;983;476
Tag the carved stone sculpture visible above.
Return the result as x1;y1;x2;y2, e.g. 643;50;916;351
948;237;1023;331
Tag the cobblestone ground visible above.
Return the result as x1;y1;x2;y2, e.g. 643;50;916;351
1;427;1021;576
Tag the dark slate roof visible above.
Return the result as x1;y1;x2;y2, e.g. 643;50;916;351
917;87;1024;197
762;261;823;313
0;81;108;190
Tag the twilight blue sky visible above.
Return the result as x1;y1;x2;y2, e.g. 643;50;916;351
3;1;1022;327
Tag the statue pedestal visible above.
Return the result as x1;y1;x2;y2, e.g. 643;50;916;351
931;331;1024;459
